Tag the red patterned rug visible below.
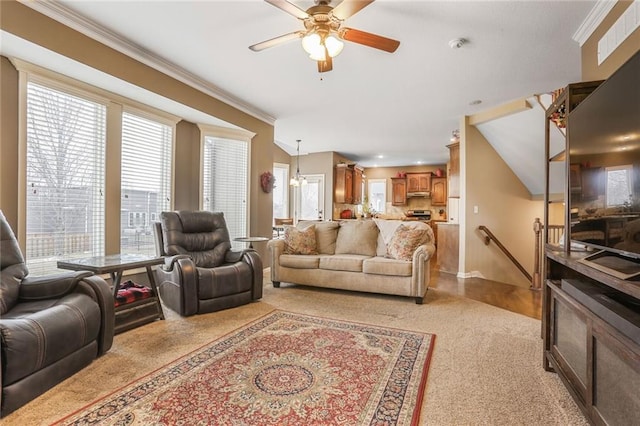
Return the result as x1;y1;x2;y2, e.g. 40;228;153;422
55;310;435;425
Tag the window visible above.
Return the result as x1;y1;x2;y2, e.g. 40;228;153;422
367;179;387;214
201;128;251;248
25;82;106;275
273;163;290;221
120;111;173;255
605;165;633;207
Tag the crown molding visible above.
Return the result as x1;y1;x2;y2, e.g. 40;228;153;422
573;0;617;46
18;0;276;125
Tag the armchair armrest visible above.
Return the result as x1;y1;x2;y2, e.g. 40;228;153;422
225;249;252;264
19;271;93;300
161;254;192;271
155;255;198;316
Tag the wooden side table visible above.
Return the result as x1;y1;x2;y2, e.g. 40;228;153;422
58;254;165;334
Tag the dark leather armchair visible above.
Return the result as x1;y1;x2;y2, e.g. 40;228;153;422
153;210;263;316
0;211;114;417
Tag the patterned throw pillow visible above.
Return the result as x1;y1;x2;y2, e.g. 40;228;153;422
387;224;426;261
284;225;318;255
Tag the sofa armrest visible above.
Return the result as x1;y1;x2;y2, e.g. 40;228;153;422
267;239;286;283
19;271;93;300
155;255;198;316
411;242;436;299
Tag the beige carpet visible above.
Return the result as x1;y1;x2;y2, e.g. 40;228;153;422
5;272;588;425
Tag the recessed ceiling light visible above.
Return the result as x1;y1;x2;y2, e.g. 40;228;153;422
469;99;482;105
449;38;467;49
416;161;422;165
377;155;384;159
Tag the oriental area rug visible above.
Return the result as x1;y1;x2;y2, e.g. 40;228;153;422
55;310;435;426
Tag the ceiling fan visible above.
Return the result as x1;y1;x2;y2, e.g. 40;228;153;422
249;0;400;73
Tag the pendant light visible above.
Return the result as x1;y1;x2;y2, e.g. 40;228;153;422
289;139;307;187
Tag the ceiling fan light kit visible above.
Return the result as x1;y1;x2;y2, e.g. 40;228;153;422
250;0;400;73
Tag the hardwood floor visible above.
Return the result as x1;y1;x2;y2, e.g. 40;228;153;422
430;266;542;320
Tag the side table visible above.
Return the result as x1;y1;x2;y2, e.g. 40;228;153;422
58;254;165;334
234;236;270;249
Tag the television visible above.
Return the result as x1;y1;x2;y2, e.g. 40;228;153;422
568;49;640;275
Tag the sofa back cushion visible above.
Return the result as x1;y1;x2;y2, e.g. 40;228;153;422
335;220;379;257
1;211;28;315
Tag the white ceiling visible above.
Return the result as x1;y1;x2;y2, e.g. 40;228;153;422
8;0;598;167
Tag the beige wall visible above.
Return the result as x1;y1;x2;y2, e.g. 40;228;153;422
463;118;542;287
0;0;275;259
581;1;640;81
0;56;19;230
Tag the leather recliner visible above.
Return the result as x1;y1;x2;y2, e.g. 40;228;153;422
0;211;114;417
153;210;263;316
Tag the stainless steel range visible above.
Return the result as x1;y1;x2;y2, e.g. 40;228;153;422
405;209;432;220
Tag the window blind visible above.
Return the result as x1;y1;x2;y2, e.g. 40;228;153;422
202;136;248;247
120;112;173;255
26;82;106;275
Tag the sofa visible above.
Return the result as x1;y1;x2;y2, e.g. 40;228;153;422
267;219;435;303
0;211;114;417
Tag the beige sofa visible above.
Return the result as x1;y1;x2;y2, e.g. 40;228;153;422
267;219;436;304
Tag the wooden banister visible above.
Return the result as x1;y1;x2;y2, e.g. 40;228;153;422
478;225;532;283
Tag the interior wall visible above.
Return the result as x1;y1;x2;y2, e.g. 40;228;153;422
0;56;19;230
463;119;543;288
174;121;201;211
273;144;291;165
581;0;640;81
0;0;275;260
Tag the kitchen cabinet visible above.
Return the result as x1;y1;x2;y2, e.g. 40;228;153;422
334;164;354;204
447;142;460;198
431;177;447;206
406;173;431;194
353;166;363;205
391;177;407;206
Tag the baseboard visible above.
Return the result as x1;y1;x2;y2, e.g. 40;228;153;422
457;271;486;279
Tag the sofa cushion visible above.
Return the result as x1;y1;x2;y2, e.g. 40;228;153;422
284;225;318;255
319;254;369;272
280;254;321;269
315;222;340;254
363;256;413;277
335;220;378;256
387;224;427;261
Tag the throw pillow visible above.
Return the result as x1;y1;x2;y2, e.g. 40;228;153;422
387;224;427;261
335;220;379;256
284;225;318;255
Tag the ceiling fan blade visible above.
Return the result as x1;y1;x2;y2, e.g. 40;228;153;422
318;51;333;73
341;27;400;53
249;31;304;52
265;0;309;20
331;0;374;21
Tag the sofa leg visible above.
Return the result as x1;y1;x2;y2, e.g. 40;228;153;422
273;281;281;288
415;296;424;304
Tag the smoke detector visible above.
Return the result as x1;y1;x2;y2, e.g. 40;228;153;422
449;38;467;49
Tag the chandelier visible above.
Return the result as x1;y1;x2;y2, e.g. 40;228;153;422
290;139;307;187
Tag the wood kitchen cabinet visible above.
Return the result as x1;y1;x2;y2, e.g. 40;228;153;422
447;142;460;198
352;166;363;205
334;164;354;204
431;177;447;206
391;177;407;206
406;173;431;193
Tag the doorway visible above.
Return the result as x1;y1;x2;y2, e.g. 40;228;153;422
295;174;324;222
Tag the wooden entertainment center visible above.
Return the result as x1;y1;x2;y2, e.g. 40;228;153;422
543;60;640;423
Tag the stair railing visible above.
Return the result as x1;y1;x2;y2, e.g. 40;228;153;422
478;225;533;283
532;218;564;290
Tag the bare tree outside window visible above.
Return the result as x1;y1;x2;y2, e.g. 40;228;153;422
26;82;105;275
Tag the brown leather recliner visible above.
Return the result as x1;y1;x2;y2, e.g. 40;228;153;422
0;211;114;417
153;210;263;316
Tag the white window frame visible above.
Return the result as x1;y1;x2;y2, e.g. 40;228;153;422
199;124;255;239
273;162;290;222
14;58;178;273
